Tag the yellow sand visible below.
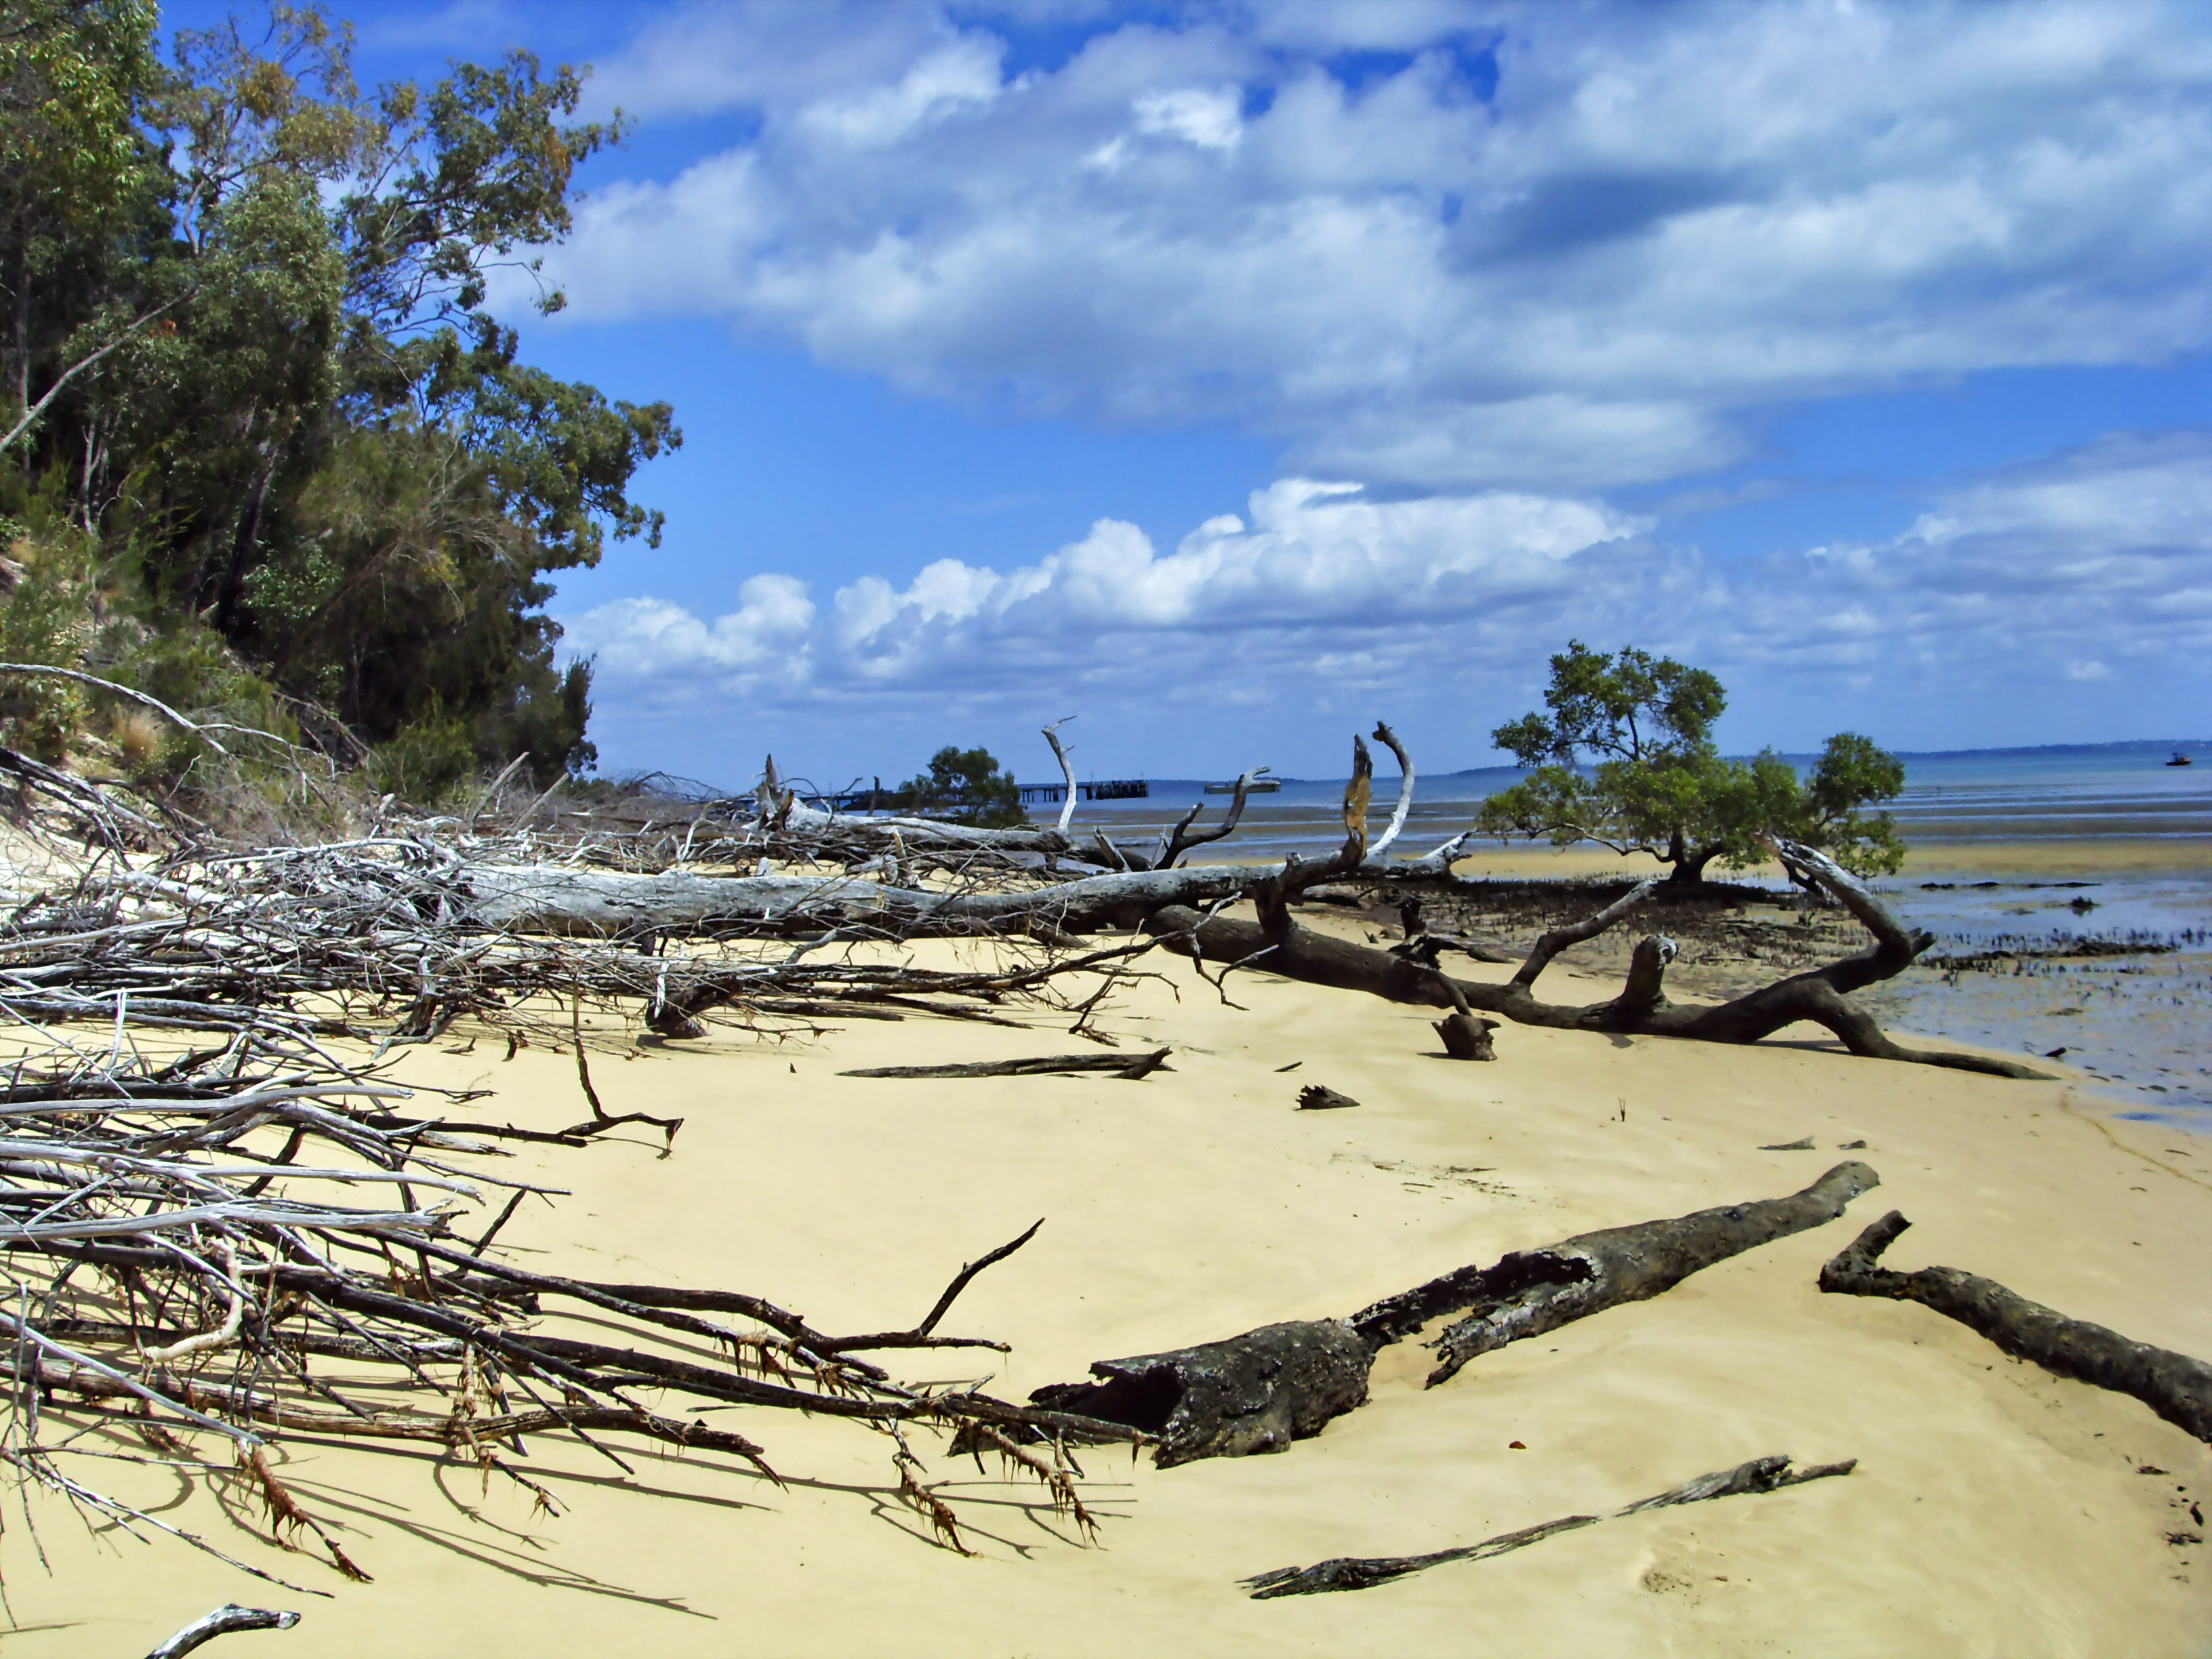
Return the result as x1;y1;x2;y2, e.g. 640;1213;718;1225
12;942;2210;1657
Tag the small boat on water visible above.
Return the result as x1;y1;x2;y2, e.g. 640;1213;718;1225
2169;752;2194;766
1206;777;1282;794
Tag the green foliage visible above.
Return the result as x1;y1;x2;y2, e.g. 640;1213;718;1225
895;746;1026;828
0;525;96;760
1489;641;1725;769
364;703;474;806
1477;642;1906;882
1778;732;1908;878
0;1;674;799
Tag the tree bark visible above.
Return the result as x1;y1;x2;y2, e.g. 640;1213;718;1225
1820;1211;2212;1443
1032;1164;1879;1465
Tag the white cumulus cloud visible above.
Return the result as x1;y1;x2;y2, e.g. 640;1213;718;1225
559;430;2212;774
527;0;2212;491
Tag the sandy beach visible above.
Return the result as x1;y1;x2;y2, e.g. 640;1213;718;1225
10;904;2208;1658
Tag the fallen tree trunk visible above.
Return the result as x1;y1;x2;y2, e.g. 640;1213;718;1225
456;861;1260;935
1144;844;2046;1081
1240;1454;1856;1598
1359;1159;1881;1385
1820;1211;2212;1443
1031;1163;1879;1466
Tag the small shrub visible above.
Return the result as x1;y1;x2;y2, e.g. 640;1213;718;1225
366;709;476;806
0;533;96;762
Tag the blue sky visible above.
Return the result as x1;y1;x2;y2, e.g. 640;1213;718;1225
176;1;2212;785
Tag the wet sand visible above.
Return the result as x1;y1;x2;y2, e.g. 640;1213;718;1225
14;920;2209;1657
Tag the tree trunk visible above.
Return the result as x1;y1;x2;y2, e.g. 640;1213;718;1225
213;459;276;634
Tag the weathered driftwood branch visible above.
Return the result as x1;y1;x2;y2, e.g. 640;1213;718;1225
841;1049;1172;1081
1820;1212;2212;1443
1031;1164;1879;1467
1042;719;1080;836
1358;829;1485;882
1376;1160;1881;1385
1366;722;1414;859
1240;1454;1856;1598
1152;768;1268;869
1511;879;1657;989
145;1603;302;1659
457;861;1258;935
1392;895;1518;966
1145;846;2046;1080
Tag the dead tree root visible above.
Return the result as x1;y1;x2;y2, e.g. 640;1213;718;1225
1820;1211;2212;1443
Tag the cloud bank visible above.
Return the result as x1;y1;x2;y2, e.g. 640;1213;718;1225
532;0;2212;491
560;429;2212;773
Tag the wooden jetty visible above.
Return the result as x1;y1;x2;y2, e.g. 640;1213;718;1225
1019;779;1149;805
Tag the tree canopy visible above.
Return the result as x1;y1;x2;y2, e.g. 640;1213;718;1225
895;745;1026;829
0;0;676;793
1476;641;1906;884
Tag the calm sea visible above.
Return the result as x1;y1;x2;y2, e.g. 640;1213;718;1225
1073;738;2212;859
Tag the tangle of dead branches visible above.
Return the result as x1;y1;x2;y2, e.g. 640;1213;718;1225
0;754;1152;1589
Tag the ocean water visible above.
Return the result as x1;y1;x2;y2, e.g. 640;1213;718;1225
1072;738;2212;859
1067;739;2212;1131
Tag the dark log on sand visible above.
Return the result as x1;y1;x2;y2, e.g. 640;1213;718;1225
1433;1010;1497;1059
1032;1164;1879;1466
1361;1160;1881;1385
1145;840;2047;1080
1820;1211;2212;1443
841;1049;1172;1081
1240;1454;1856;1598
1033;1321;1377;1469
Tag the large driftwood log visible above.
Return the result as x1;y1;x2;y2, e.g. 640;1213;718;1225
1820;1211;2212;1443
1032;1164;1879;1465
1358;1160;1881;1385
1240;1454;1856;1598
1145;840;2046;1079
457;861;1258;935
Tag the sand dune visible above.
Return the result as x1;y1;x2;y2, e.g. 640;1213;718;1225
14;935;2209;1657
